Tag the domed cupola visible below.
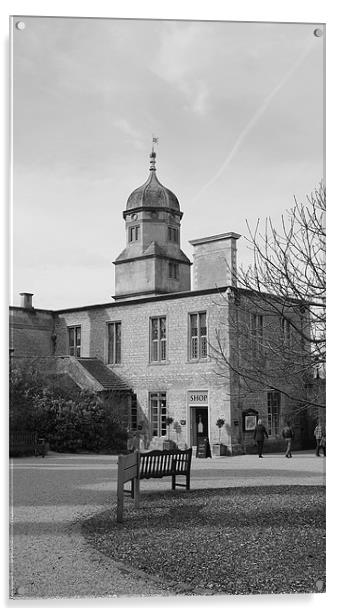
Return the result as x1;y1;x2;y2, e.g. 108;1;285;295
125;151;181;214
113;145;191;301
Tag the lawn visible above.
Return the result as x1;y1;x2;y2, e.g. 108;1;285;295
82;485;326;596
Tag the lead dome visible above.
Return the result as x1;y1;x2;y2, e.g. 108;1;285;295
126;151;180;212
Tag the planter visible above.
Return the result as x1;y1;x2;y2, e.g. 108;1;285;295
212;443;228;456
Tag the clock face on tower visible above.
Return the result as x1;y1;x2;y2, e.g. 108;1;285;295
150;210;158;219
131;213;138;221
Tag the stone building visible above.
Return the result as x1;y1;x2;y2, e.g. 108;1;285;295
10;150;314;453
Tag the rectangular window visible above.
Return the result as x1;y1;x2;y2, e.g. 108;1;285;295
189;312;207;360
168;261;179;279
107;321;121;364
128;226;140;242
280;317;292;348
168;227;179;243
130;394;138;432
150;392;167;436
150;317;167;362
68;326;81;357
250;313;263;357
267;390;280;436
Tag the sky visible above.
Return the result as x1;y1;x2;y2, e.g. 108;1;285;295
11;16;324;310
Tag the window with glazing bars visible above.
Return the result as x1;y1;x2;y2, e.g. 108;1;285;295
150;392;167;436
107;321;121;364
250;313;263;357
150;317;166;362
267;390;280;436
168;261;179;279
168;227;179;242
128;226;139;242
130;393;138;431
68;326;81;357
280;317;292;348
189;312;207;360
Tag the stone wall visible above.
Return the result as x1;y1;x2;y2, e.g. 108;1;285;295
55;289;232;449
10;285;316;454
9;307;55;358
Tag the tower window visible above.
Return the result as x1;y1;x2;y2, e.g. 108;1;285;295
168;227;179;243
68;326;81;357
107;321;121;364
128;226;140;242
168;261;179;279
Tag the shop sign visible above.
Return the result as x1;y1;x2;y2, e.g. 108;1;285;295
188;390;208;405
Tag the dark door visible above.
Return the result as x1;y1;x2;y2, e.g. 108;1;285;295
191;407;208;446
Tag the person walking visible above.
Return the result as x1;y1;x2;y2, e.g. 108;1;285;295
282;421;294;458
320;433;326;457
314;422;326;456
253;419;268;458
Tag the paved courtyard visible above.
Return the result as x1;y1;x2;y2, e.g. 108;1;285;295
9;451;325;599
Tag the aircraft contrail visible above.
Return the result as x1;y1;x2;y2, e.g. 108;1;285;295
191;35;318;203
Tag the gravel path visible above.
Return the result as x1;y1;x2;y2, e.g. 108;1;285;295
10;454;172;598
9;451;325;599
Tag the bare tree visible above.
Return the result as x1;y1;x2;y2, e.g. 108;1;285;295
211;183;325;414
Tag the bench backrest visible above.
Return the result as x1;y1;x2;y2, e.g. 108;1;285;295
139;448;192;479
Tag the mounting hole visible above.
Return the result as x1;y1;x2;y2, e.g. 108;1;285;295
313;28;323;37
16;21;26;31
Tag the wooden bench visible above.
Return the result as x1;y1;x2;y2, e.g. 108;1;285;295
117;448;192;522
139;448;192;489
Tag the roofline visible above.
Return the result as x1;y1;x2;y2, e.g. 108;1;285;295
189;232;241;245
9;306;55;315
54;286;232;314
123;205;183;220
113;253;192;266
10;285;307;316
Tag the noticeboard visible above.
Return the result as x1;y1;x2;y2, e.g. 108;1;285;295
242;409;258;432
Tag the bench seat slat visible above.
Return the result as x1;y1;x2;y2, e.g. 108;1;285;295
139;448;192;484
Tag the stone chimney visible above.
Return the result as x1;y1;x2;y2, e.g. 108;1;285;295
189;232;241;290
19;292;34;310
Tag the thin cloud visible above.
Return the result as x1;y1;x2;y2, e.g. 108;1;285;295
189;82;210;116
113;119;144;150
151;23;211;116
191;34;318;203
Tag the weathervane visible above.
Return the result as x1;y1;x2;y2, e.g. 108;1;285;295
151;135;159;153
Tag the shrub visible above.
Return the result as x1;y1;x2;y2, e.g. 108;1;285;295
9;367;128;454
216;418;225;443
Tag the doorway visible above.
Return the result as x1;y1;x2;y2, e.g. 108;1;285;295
190;407;209;446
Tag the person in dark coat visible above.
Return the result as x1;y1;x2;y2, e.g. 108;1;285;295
253;419;268;458
314;423;326;456
282;421;294;458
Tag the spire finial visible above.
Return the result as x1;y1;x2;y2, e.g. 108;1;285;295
150;136;158;171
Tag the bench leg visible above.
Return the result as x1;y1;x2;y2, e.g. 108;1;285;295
186;473;190;490
117;473;124;523
134;477;140;508
172;474;176;490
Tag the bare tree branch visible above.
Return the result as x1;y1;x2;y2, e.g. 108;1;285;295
211;183;326;413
